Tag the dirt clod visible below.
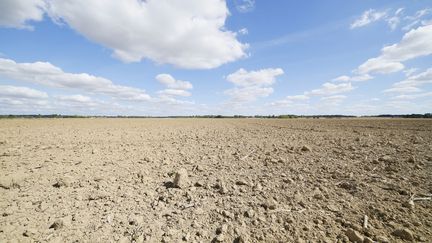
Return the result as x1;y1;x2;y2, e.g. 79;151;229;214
392;228;414;241
345;228;364;242
173;168;189;188
49;219;64;230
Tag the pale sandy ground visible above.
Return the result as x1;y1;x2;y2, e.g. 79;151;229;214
0;118;431;242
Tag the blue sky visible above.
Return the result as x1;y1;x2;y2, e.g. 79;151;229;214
0;0;431;116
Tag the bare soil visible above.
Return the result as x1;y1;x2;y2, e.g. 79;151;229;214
0;118;431;242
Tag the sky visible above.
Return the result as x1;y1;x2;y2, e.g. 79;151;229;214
0;0;431;116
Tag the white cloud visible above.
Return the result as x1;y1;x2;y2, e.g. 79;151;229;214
332;74;373;82
306;82;354;96
268;95;309;107
156;74;192;90
384;67;432;94
351;9;387;29
224;68;284;103
226;68;284;87
320;95;347;105
356;24;432;75
54;94;106;109
0;58;151;101
238;28;249;35
155;73;193;99
357;58;405;74
321;95;347;101
0;85;48;99
384;86;422;93
391;92;432;100
395;8;405;15
157;89;191;97
386;8;404;30
0;85;49;113
284;95;309;101
56;94;92;103
402;8;432;31
234;0;255;13
44;0;247;69
224;86;273;102
0;0;45;30
405;8;432;21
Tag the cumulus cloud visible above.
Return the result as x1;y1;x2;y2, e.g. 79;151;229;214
391;92;432;100
0;85;48;99
155;73;193;98
234;0;255;13
306;82;354;96
384;67;432;93
356;24;432;75
226;68;284;87
0;0;45;29
284;95;309;101
156;74;193;90
157;89;191;97
350;9;387;29
269;95;309;107
0;85;49;113
56;94;92;103
53;94;106;109
0;58;150;101
44;0;247;69
332;74;373;82
224;68;284;102
225;86;274;103
320;95;347;105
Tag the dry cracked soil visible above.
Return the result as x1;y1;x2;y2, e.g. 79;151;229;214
0;118;431;243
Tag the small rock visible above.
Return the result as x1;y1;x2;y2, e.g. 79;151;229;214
283;178;294;183
402;200;415;210
52;177;70;188
234;236;248;243
313;188;323;200
301;145;311;152
194;181;204;187
379;155;393;163
173;168;189;188
339;181;357;191
407;156;416;163
214;234;225;242
244;209;255;218
128;215;144;225
345;228;364;242
222;210;234;219
219;181;228;194
236;180;249;186
49;219;64;230
375;236;390;243
392;228;414;241
23;228;37;237
253;183;263;191
216;224;228;234
363;237;374;243
262;199;277;210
